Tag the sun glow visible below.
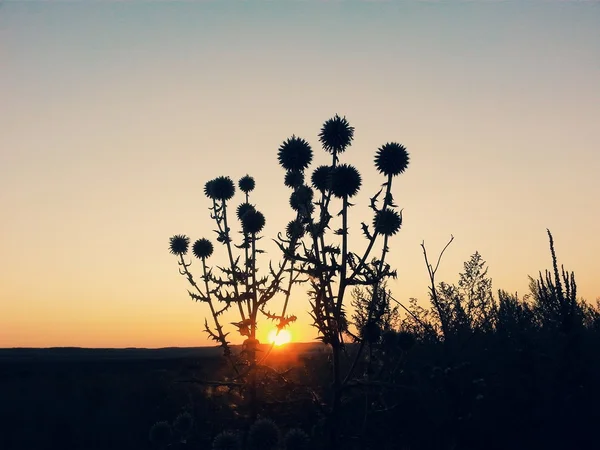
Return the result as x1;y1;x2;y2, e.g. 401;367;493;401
267;329;292;346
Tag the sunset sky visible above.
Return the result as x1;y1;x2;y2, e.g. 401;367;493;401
1;0;599;348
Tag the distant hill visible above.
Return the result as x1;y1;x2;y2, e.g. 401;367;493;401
0;342;329;363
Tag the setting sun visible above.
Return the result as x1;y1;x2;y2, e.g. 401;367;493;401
267;329;292;346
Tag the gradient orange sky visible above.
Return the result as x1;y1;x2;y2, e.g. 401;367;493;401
1;0;599;348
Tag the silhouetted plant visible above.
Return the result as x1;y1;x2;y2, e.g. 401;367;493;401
212;431;242;450
351;283;400;345
169;114;410;448
208;419;311;450
529;229;581;333
271;114;409;448
169;169;303;415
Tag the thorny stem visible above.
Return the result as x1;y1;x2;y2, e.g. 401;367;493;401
218;199;247;321
342;176;394;387
178;254;238;374
347;174;394;284
334;195;350;325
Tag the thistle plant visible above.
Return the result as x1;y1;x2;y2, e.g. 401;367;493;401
169;172;305;406
169;115;410;446
272;115;410;446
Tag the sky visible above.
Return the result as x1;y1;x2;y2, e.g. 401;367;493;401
1;0;599;348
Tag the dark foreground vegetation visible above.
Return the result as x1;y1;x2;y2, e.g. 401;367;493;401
1;239;599;450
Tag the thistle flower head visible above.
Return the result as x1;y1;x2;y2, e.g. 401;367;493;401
192;238;214;259
236;202;256;221
311;165;332;193
289;185;314;212
205;176;236;201
149;421;172;447
241;209;266;234
173;412;194;437
373;208;402;236
169;235;190;255
286;219;305;240
248;419;280;450
284;170;305;189
375;142;410;177
330;164;362;198
277;136;313;172
204;180;215;199
238;175;255;193
284;428;310;450
319;114;354;154
212;431;242;450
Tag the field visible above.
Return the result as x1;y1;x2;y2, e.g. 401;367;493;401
0;344;328;450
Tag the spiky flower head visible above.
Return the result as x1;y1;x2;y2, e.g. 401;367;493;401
205;176;236;201
375;142;410;177
238;175;255;193
330;164;362;198
284;170;305;189
311;165;332;193
169;235;190;255
277;136;313;172
286;219;305;240
204;180;215;199
149;421;172;447
173;412;194;437
373;208;402;236
289;185;314;212
241;209;266;234
319;114;354;154
212;431;242;450
248;419;280;450
284;428;310;450
236;202;256;221
192;238;214;259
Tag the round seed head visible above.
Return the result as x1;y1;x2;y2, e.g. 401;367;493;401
248;419;280;450
289;185;314;212
204;180;215;199
169;235;190;255
277;136;313;172
373;208;402;236
212;431;242;450
319;114;354;154
330;164;362;198
286;220;305;240
205;176;236;201
192;238;214;259
375;142;410;177
284;170;305;189
236;202;256;221
173;412;194;436
241;209;266;234
238;175;255;193
311;165;332;193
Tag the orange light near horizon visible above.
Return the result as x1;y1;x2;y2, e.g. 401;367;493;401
267;329;292;346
